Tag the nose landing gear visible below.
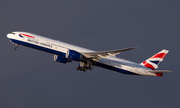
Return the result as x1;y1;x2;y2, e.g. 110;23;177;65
15;47;18;50
14;45;18;50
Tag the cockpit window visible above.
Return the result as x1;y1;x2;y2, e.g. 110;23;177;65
11;32;16;35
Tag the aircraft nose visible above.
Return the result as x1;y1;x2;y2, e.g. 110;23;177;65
7;33;15;38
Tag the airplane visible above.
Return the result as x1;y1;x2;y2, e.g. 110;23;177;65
7;31;172;77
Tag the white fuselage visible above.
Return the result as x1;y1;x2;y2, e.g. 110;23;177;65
7;31;156;76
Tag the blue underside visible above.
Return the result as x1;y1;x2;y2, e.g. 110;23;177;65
92;62;139;75
10;39;139;76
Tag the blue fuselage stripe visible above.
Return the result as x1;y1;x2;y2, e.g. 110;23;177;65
92;62;139;75
11;39;66;56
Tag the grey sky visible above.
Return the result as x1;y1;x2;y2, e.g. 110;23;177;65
0;0;180;108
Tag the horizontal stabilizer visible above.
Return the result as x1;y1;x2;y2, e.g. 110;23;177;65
148;70;172;73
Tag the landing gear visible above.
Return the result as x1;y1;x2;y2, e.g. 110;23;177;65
14;45;18;50
77;66;93;72
83;68;87;72
76;59;94;72
77;67;80;70
89;67;93;70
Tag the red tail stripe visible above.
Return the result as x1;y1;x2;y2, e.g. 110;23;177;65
151;53;167;59
143;61;155;70
20;33;35;38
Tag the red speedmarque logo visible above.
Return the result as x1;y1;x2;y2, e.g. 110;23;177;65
19;33;35;38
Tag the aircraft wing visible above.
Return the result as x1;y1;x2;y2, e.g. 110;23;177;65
82;47;136;61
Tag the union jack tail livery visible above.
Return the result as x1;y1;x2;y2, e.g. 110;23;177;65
140;49;169;70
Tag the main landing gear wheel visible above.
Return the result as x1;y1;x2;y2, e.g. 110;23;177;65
77;67;80;70
89;67;93;70
76;66;93;72
80;68;83;71
83;68;87;72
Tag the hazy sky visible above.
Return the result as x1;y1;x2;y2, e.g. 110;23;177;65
0;0;180;108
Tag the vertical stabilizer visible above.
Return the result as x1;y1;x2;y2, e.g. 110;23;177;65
140;49;169;70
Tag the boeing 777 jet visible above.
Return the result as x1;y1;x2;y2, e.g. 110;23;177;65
7;31;172;77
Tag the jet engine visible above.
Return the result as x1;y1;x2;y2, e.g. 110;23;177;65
54;55;71;64
66;49;84;61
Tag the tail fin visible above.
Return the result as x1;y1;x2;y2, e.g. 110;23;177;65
140;49;169;70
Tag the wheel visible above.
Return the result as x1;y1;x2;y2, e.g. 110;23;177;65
80;68;83;71
83;68;87;72
90;67;93;70
14;47;18;50
77;67;80;70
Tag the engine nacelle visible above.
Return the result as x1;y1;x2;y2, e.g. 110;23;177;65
54;55;71;64
66;49;83;61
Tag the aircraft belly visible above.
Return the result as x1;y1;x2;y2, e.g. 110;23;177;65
93;61;140;76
